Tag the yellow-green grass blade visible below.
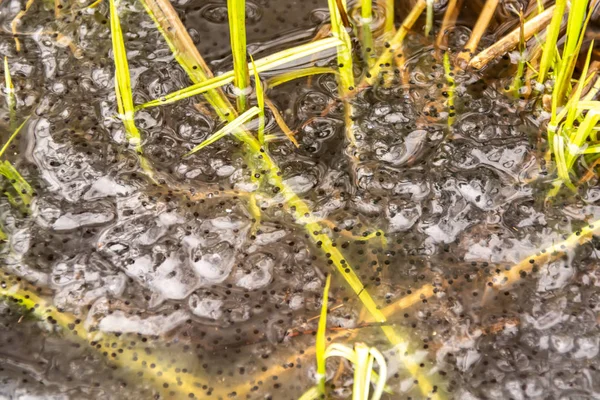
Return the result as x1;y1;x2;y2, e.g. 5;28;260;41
297;386;320;400
511;10;526;97
425;0;434;36
536;0;566;85
549;73;599;148
137;38;342;110
143;2;443;397
4;57;16;128
266;66;337;87
582;144;600;154
368;347;388;400
565;42;594;132
554;134;572;188
552;0;590;114
361;0;374;66
250;56;265;144
328;0;359;153
361;0;425;87
228;0;250;112
185;106;260;156
109;0;141;144
0;116;29;158
353;343;370;399
567;111;600;168
443;52;455;127
577;100;600;112
0;160;33;208
383;0;394;36
316;274;331;395
328;0;355;95
0;226;6;241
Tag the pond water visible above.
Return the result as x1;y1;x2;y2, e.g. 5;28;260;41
1;0;600;399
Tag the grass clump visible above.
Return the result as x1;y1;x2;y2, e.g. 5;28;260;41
300;274;389;400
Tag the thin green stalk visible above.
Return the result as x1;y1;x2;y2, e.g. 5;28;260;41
328;0;355;96
425;0;434;36
536;0;566;85
184;106;260;156
565;43;594;132
110;0;154;178
552;0;590;113
110;0;140;144
4;57;16;128
228;0;249;112
511;10;526;97
0;160;33;208
249;56;265;145
383;0;394;37
361;0;374;66
0;117;29;158
266;66;337;87
443;52;455;127
316;274;331;395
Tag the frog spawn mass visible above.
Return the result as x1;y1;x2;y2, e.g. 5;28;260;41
2;0;600;399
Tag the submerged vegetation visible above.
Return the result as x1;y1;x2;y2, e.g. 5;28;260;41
2;0;600;398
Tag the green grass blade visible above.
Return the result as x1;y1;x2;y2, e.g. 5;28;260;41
4;57;16;128
249;56;265;144
267;66;337;87
577;100;600;112
369;347;388;400
0;116;29;158
565;42;594;130
228;0;249;112
0;160;33;208
109;0;141;144
353;343;370;400
511;10;526;97
316;274;331;395
443;52;455;126
137;38;342;110
552;0;589;112
425;0;434;36
361;0;374;65
383;0;394;36
297;386;320;400
185;106;260;156
553;134;572;189
583;144;600;154
536;0;566;85
328;0;354;95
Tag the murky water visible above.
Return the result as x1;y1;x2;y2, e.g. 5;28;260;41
1;0;600;399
